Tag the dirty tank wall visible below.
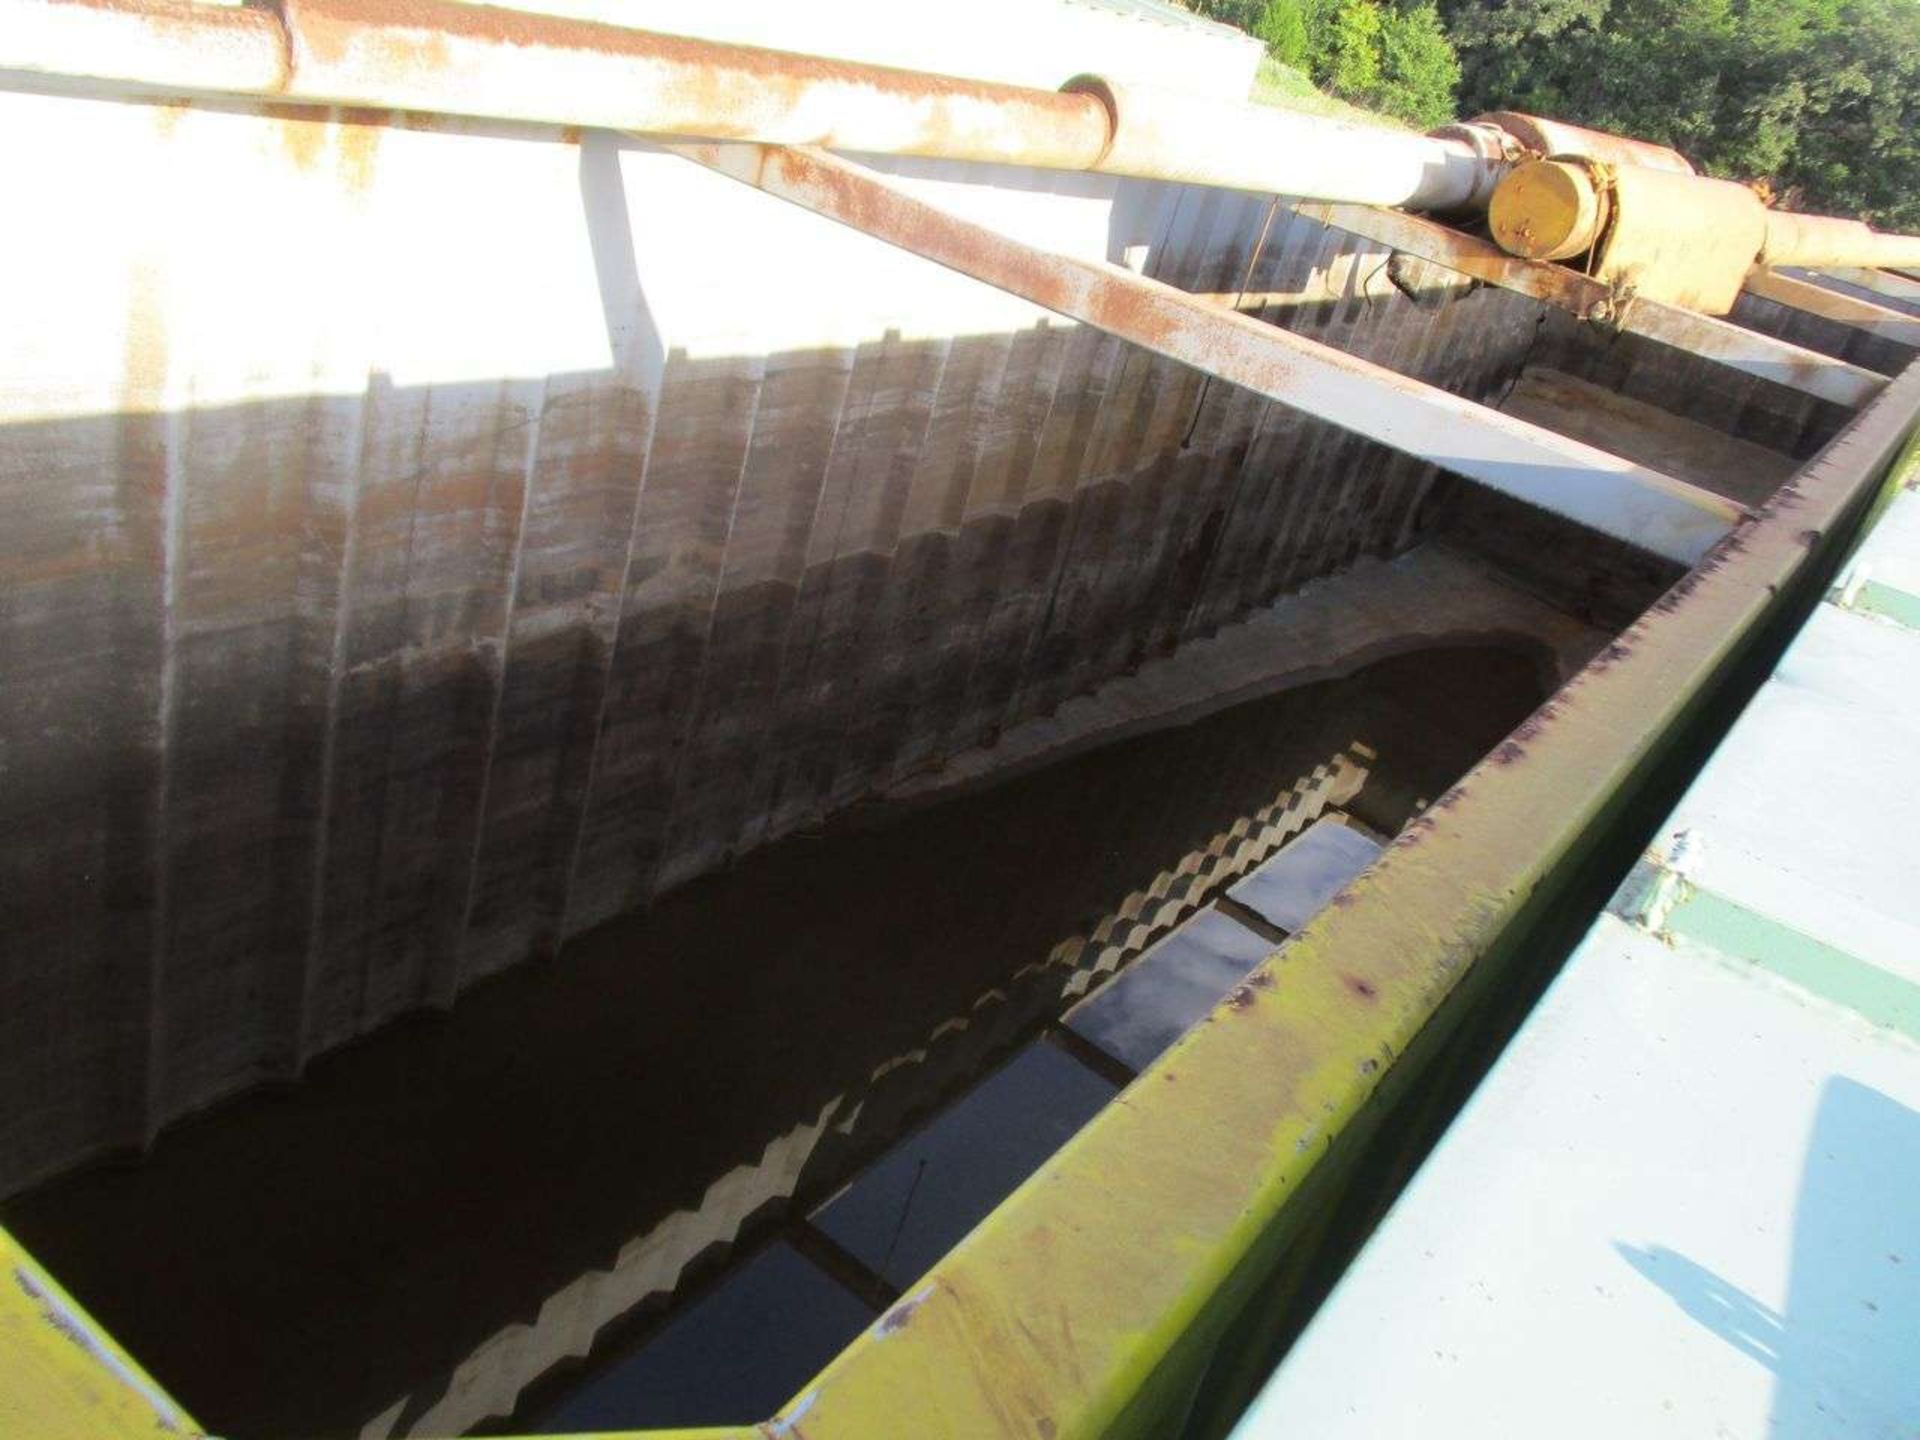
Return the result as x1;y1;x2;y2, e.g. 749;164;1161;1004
0;80;1872;1209
4;92;1855;1201
0;88;1560;1196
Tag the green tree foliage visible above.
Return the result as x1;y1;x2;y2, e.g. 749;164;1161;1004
1256;0;1314;66
1188;0;1272;29
1374;3;1464;128
1435;0;1920;228
1241;0;1463;127
1315;0;1387;96
1205;0;1914;225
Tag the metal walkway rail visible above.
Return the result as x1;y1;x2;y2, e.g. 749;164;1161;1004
1234;434;1920;1440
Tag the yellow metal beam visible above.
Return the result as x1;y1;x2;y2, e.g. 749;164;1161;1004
0;1224;202;1438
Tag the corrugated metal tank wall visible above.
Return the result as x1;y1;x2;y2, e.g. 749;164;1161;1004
0;89;1558;1194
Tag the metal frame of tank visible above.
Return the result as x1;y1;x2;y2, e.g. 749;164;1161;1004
5;3;1920;1435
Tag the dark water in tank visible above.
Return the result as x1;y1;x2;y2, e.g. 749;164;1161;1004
1;643;1545;1439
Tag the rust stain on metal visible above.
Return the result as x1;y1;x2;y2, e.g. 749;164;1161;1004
1392;813;1440;848
1587;640;1635;672
259;101;328;169
296;0;1068;98
276;0;1110;160
760;145;1100;329
55;0;287;62
1475;111;1695;176
1225;971;1276;1012
334;107;385;192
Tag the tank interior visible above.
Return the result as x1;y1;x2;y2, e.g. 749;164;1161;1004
2;77;1908;1440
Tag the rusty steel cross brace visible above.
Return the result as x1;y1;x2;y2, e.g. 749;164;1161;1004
666;139;1746;567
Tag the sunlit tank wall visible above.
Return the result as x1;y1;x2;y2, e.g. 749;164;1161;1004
1;80;1851;1198
0;76;1559;1197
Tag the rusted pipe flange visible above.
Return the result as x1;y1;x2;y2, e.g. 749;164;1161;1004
1424;121;1523;212
1488;157;1612;262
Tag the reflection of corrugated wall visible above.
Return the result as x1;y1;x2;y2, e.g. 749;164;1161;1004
1;89;1556;1192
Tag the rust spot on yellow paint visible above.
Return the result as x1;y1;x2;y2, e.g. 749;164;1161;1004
1225;972;1276;1011
1587;639;1634;673
876;1282;938;1336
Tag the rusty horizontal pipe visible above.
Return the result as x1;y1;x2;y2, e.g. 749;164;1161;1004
4;0;1513;208
17;0;1915;293
1471;111;1694;176
10;0;1116;166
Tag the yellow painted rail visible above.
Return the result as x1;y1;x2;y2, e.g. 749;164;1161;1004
0;1225;201;1438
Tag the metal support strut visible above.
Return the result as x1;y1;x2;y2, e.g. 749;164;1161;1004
669;140;1746;566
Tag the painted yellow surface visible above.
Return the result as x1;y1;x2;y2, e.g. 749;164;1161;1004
1489;158;1605;261
2;1221;755;1440
0;1224;201;1438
